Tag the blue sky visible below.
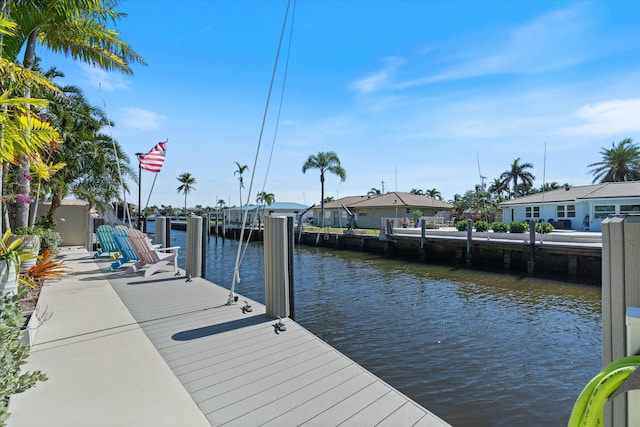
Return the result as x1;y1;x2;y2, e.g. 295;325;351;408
39;0;640;209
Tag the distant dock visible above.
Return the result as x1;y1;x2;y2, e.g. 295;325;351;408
207;223;602;284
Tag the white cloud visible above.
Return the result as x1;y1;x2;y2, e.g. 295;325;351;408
350;56;405;94
396;5;599;89
119;108;165;130
80;63;129;91
559;98;640;137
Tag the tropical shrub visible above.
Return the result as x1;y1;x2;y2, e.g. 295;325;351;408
509;221;528;233
455;220;468;231
536;222;555;234
25;249;68;286
490;222;509;233
473;221;489;232
38;229;62;254
0;291;47;423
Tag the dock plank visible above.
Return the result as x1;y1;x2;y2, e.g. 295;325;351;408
105;268;450;427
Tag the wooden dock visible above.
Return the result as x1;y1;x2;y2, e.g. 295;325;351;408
105;266;450;426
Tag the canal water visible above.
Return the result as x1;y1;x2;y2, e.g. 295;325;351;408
166;228;601;426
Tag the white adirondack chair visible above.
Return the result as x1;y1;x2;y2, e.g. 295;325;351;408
126;229;180;277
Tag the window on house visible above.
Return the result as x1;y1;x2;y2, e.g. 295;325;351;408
594;205;615;219
525;206;540;218
620;205;640;214
556;204;576;218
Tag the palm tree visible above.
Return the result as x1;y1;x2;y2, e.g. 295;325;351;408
538;182;562;193
488;178;508;201
217;199;226;209
409;188;424;195
35;78;135;225
425;188;442;200
588;138;640;183
498;158;536;199
302;151;346;228
367;187;381;195
234;161;249;213
256;191;275;228
176;173;196;219
3;0;146;228
256;191;275;206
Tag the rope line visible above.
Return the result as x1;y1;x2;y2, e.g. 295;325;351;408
229;0;294;304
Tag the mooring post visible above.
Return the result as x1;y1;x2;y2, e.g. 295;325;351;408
527;220;536;273
386;219;393;238
201;215;209;278
186;216;203;279
264;216;290;319
222;213;226;243
601;215;640;426
419;218;427;262
466;219;472;267
156;216;171;248
287;216;295;321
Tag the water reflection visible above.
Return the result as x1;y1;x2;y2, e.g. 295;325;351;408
171;232;601;427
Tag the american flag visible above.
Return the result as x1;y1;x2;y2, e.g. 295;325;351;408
138;142;166;173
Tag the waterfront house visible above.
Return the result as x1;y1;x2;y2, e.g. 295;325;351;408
499;181;640;232
315;192;454;229
226;201;312;225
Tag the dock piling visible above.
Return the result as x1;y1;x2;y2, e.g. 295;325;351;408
264;216;290;319
186;216;203;279
527;220;536;273
466;219;472;267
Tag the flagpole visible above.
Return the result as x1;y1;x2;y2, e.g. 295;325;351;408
135;152;143;229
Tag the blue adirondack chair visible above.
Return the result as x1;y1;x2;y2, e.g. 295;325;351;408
93;225;119;259
110;227;139;270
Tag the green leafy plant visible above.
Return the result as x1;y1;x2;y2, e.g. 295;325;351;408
0;290;47;423
12;226;40;236
0;231;37;289
536;222;555;234
0;231;24;267
38;229;62;254
473;220;489;232
509;221;528;233
490;222;509;233
412;209;423;220
455;220;468;231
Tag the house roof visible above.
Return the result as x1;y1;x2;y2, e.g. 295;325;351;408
320;192;454;210
499;181;640;206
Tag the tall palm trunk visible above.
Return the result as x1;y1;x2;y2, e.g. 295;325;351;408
320;172;325;228
14;31;39;228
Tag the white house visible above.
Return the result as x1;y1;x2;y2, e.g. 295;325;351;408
499;182;640;232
